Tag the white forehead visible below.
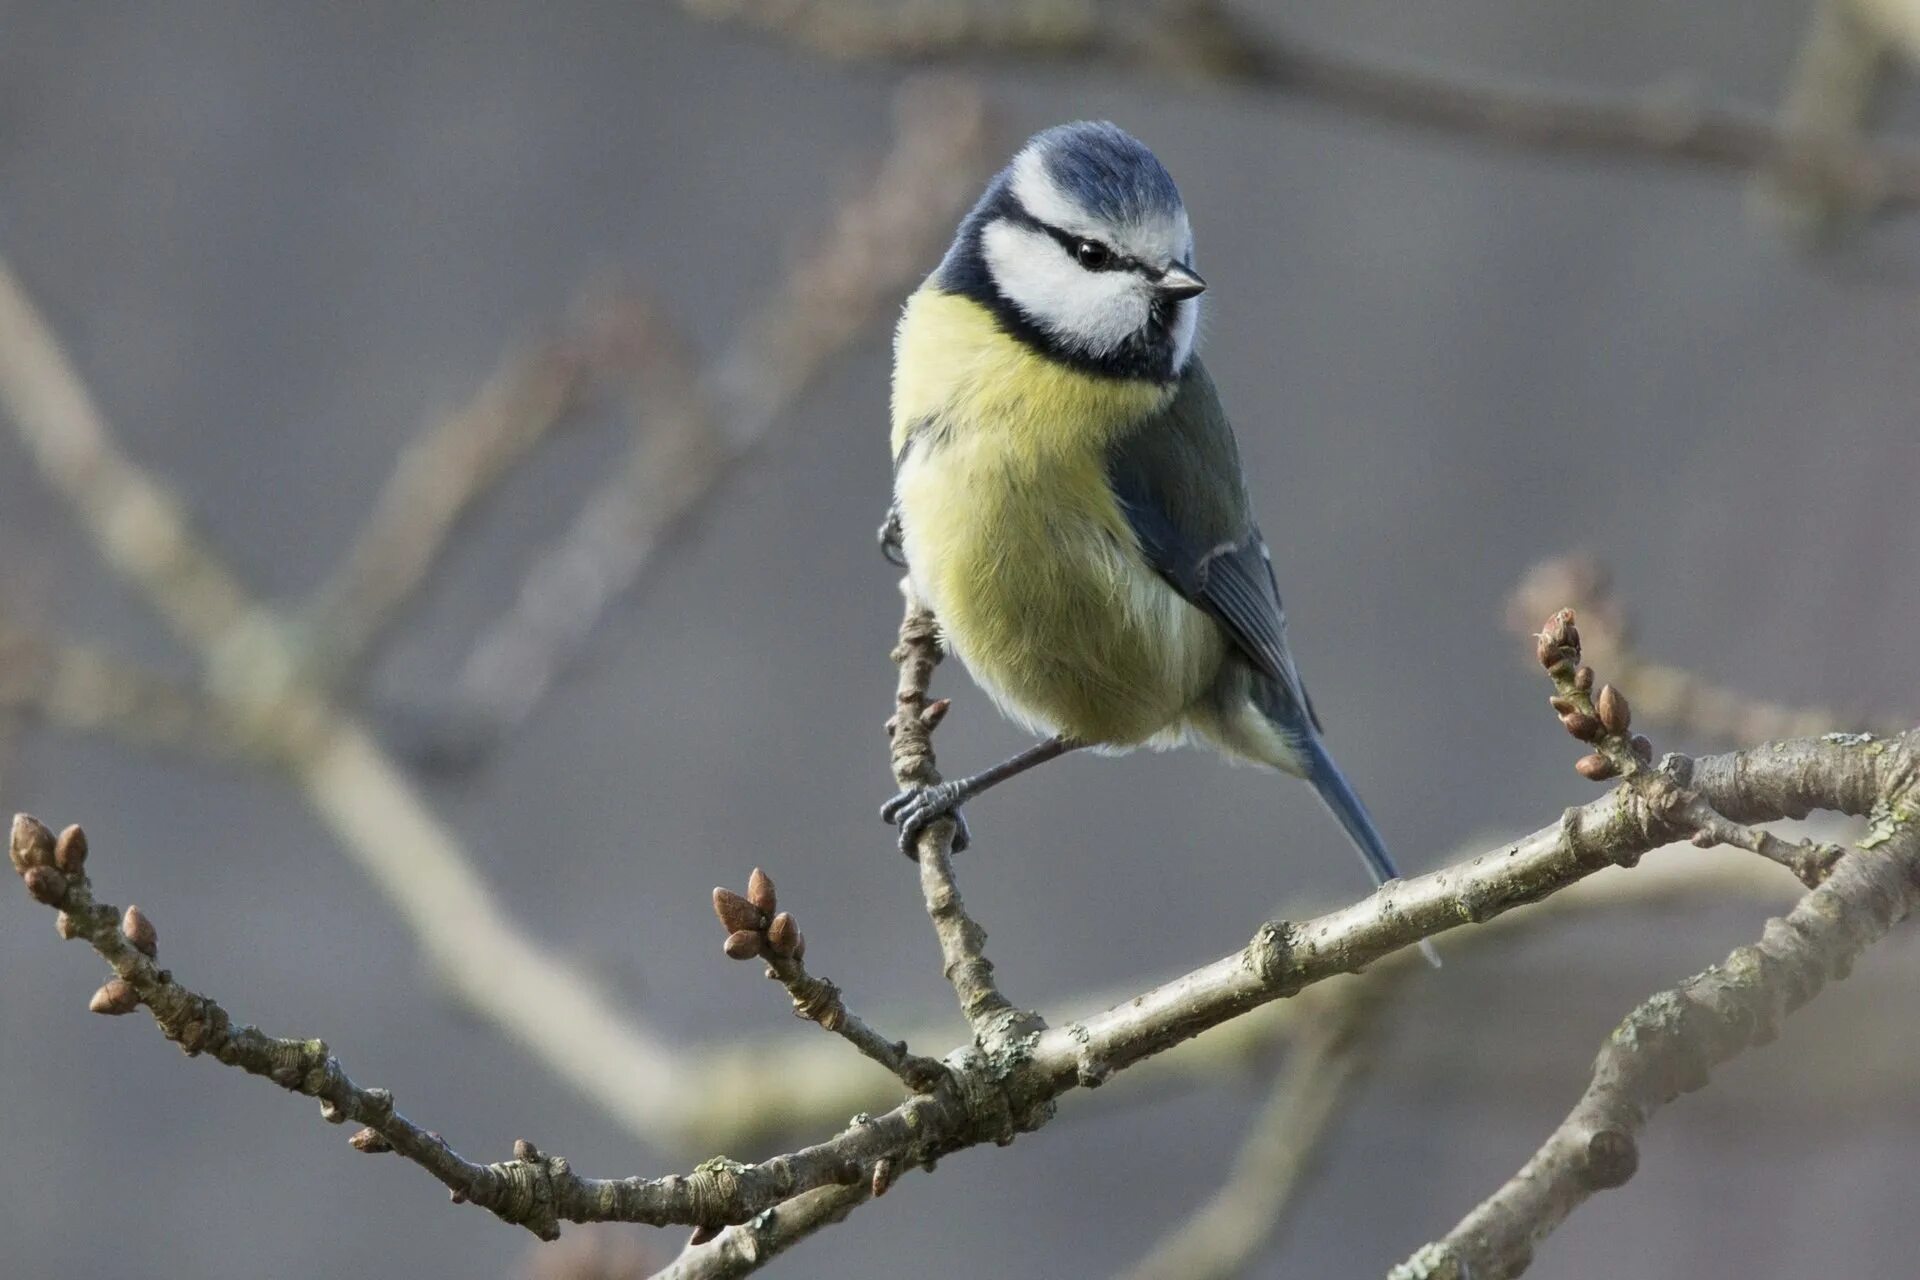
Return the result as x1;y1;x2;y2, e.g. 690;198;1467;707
1009;145;1193;269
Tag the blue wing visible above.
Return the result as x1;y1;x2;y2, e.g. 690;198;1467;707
1104;362;1318;733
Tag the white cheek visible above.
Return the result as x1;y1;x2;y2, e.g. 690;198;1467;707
1170;296;1201;372
982;221;1150;357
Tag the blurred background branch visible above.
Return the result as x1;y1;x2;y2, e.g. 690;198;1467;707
687;0;1920;219
1507;555;1914;746
419;79;992;766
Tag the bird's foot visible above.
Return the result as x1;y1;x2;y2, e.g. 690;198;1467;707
877;506;907;568
880;781;970;858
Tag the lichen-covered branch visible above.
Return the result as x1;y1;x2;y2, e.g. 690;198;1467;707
1394;815;1920;1279
687;0;1920;216
653;1183;872;1279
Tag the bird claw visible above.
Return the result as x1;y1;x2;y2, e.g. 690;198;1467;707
881;782;970;857
877;507;907;568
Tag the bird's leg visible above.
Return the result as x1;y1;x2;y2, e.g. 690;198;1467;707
877;503;907;567
882;735;1080;857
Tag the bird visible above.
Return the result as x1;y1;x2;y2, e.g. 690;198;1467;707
883;121;1432;959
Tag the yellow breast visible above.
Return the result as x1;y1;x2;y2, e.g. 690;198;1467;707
889;288;1222;746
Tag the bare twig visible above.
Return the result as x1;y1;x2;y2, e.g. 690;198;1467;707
711;868;948;1092
1117;982;1393;1280
428;76;992;760
688;0;1920;216
889;592;1034;1041
1529;607;1847;889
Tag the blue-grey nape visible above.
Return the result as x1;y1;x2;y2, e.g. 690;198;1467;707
1029;121;1185;224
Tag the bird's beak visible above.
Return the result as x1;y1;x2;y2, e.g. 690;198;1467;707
1156;262;1207;301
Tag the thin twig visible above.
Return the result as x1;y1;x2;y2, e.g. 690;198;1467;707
711;869;949;1092
888;592;1037;1044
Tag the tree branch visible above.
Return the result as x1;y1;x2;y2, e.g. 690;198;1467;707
686;0;1920;216
1394;816;1920;1278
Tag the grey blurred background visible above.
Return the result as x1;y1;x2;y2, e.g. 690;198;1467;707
3;2;1919;1277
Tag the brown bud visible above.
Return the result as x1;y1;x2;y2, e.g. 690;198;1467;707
1595;685;1630;735
122;905;157;957
348;1127;392;1154
449;1188;467;1204
712;887;764;934
688;1224;721;1247
723;929;763;960
920;697;952;730
23;865;67;905
746;867;777;916
10;813;54;873
54;825;88;873
89;978;139;1015
1631;735;1654;763
1574;753;1618;782
1534;632;1559;670
513;1138;540;1162
871;1157;896;1198
54;912;78;940
1548;695;1576;716
766;912;801;958
1545;609;1578;648
1559;711;1602;742
1574;666;1595;693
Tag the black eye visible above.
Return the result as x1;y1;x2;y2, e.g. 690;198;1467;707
1073;238;1113;270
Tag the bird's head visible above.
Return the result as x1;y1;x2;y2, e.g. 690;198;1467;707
935;121;1204;381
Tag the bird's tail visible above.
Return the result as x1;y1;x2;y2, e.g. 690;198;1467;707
1298;734;1441;969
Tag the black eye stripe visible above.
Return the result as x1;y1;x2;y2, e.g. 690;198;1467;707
1025;217;1144;274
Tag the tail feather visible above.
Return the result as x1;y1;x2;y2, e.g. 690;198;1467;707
1300;735;1441;969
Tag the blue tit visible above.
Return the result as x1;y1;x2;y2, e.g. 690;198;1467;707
884;121;1429;956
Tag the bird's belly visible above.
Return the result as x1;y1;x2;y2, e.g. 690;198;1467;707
896;441;1222;747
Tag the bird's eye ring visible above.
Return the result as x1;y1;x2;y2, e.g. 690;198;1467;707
1073;239;1113;270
